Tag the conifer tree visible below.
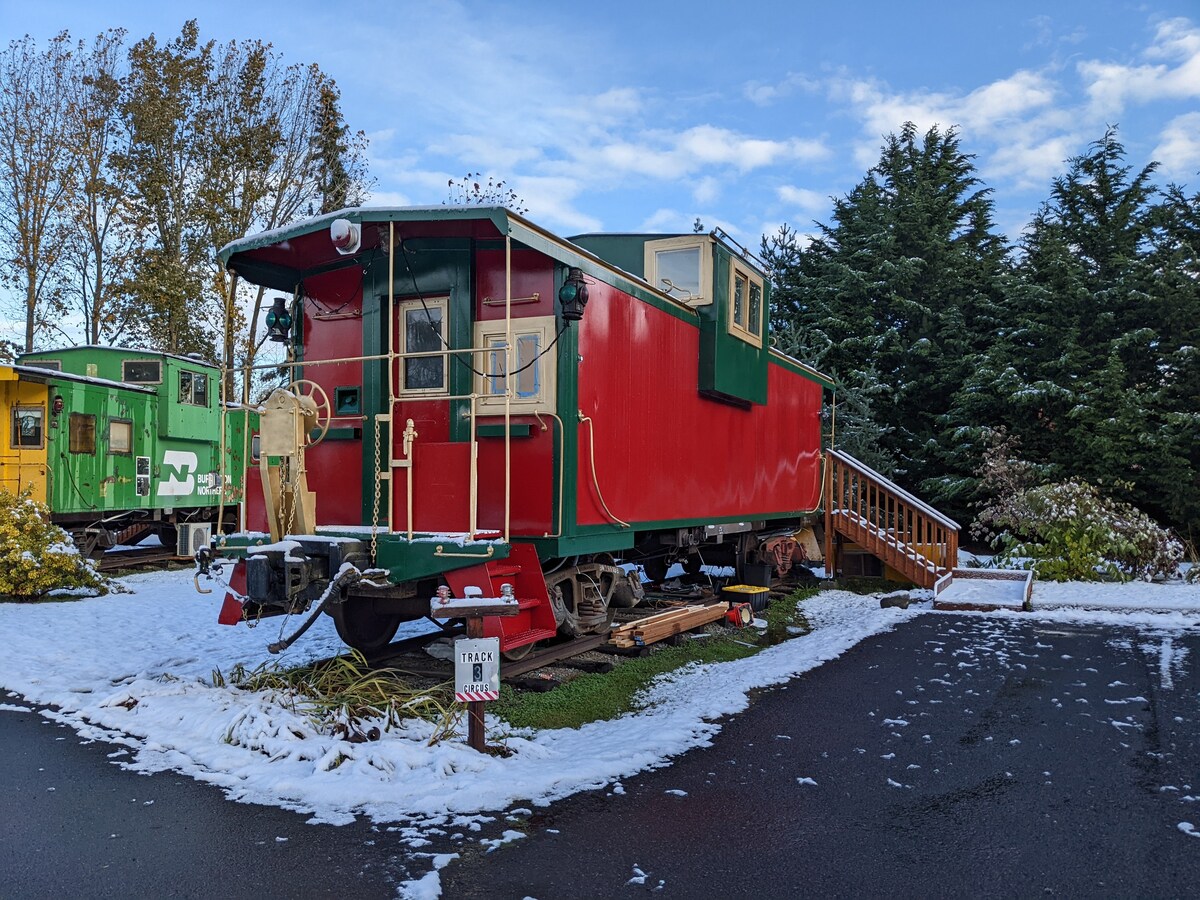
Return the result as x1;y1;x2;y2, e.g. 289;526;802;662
767;123;1009;515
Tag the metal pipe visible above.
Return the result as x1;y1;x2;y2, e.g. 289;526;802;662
535;411;564;538
387;222;396;536
504;233;512;543
468;392;478;538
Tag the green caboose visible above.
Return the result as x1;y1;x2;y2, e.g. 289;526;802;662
10;346;251;555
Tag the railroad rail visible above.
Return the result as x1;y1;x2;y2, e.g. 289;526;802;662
97;548;190;572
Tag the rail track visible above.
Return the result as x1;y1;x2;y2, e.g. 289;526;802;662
97;547;191;572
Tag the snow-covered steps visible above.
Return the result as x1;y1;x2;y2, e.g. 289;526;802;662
933;568;1033;612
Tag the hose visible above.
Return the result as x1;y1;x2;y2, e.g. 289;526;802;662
267;566;360;654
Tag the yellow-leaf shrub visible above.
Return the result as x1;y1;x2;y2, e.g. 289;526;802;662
0;488;108;599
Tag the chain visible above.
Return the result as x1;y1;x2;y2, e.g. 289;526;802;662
371;415;382;564
283;455;297;538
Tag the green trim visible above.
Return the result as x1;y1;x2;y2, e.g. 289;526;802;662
358;531;511;581
768;350;835;390
525;531;636;558
361;291;386;524
590;509;822;532
556;300;581;539
476;423;532;438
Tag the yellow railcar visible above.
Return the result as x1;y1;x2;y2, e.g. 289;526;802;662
1;365;48;502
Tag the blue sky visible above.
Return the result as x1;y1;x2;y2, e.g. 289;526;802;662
4;0;1200;249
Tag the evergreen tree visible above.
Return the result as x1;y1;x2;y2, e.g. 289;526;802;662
767;123;1010;515
976;128;1183;530
1143;184;1200;542
312;79;369;215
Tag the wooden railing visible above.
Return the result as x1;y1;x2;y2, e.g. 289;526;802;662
823;450;959;591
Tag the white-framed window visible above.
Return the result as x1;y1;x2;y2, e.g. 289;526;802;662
27;359;60;372
644;235;713;307
109;418;133;454
11;405;44;449
473;315;557;413
178;370;209;406
398;296;449;395
123;359;161;383
727;264;764;346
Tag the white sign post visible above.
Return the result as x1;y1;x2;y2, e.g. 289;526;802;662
455;637;500;702
430;589;520;752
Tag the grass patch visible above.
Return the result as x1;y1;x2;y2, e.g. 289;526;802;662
834;576;908;595
490;636;759;731
492;586;822;732
760;585;818;643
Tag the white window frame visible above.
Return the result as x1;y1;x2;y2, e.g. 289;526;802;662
398;296;450;396
109;418;133;455
473;315;557;414
727;264;765;347
178;370;209;406
643;235;713;307
11;404;45;449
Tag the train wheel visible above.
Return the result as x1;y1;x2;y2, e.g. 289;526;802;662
329;600;401;653
502;641;535;662
642;557;668;583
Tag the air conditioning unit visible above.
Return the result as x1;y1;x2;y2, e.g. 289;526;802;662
177;523;213;558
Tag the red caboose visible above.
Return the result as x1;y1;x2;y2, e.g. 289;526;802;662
200;207;831;654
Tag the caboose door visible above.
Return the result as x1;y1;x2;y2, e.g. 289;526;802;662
2;373;48;502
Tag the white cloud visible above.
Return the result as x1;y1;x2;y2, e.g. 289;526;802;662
638;208;690;232
988;135;1080;190
1079;18;1200;114
693;176;720;205
835;69;1057;142
509;175;601;234
1154;112;1200;178
777;185;829;214
744;72;821;107
366;189;415;208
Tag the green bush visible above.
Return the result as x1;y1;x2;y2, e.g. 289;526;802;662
986;479;1183;582
0;488;108;599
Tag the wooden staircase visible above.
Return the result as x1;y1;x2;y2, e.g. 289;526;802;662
823;450;959;592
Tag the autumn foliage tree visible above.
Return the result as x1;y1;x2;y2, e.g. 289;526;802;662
0;22;372;403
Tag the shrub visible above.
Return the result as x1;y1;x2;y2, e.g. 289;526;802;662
0;488;107;599
981;479;1183;582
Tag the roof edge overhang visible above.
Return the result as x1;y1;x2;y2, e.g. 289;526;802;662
219;205;699;318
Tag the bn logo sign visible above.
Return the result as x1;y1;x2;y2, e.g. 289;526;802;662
157;450;199;497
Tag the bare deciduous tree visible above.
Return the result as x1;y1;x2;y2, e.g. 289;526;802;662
0;33;75;351
57;29;136;346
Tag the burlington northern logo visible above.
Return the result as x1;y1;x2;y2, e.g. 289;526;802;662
157;450;198;497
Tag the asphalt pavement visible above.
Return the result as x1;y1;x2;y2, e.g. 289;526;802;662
0;706;422;898
4;612;1200;899
436;613;1200;898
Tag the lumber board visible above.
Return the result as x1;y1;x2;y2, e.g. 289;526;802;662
607;603;727;648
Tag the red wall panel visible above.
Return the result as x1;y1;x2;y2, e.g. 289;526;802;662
575;288;822;528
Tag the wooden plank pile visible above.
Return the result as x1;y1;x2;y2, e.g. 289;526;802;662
607;602;729;649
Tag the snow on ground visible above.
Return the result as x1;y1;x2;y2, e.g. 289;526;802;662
1;570;1199;833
